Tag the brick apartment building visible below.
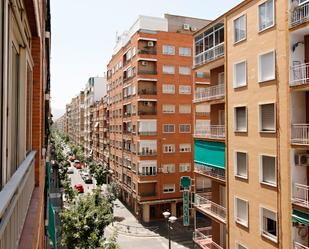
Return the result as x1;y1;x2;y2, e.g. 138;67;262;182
106;14;209;222
0;0;51;248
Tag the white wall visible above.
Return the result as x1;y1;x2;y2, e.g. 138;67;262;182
93;77;107;101
291;149;308;185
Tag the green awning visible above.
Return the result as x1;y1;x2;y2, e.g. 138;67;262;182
292;209;309;226
194;140;225;169
48;201;57;248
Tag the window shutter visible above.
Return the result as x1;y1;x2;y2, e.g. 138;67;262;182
261;104;275;131
236;107;246;131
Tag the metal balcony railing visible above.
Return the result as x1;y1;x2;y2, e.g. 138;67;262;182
138;150;157;156
291;124;309;145
138;131;157;136
138;70;157;75
294;241;309;249
194;43;224;67
290;2;309;27
195;194;226;224
194;124;225;139
138;89;157;95
193;227;223;249
194;164;225;182
292;183;309;208
194;84;225;103
0;151;36;249
290;62;309;86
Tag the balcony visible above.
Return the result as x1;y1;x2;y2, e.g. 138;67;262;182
193;227;223;249
195;194;226;224
290;63;309;87
292;124;309;145
194;84;225;103
290;2;309;28
138;88;157;95
194;163;225;183
0;151;36;248
194;125;225;140
194;43;224;67
294;241;309;249
138;69;157;75
138;131;157;136
138;150;157;156
292;183;309;208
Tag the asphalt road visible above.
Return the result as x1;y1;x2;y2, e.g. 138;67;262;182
68;163;96;193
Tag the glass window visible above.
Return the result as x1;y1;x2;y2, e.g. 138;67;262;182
179;124;191;133
261;207;277;242
179;85;191;94
179;47;191;56
233;61;247;88
163;65;175;74
259;0;274;31
163;144;175;153
162;104;175;113
179;144;191;152
163;184;175;193
179;104;191;114
162;84;175;94
234;15;246;43
260;103;275;132
179;163;191;172
26;64;33;153
179;66;191;75
162;45;175;55
235;151;248;179
235;106;247;132
162;164;175;173
163;124;175;133
259;51;275;82
261;155;276;186
235;197;248;227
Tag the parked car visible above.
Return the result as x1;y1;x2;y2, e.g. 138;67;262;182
67;168;74;174
84;176;93;184
74;184;84;193
74;160;82;169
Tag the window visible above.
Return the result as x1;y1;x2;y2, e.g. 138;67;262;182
163;104;175;113
261;207;277;242
179;47;191;56
235;197;249;227
259;0;274;32
235;242;248;249
163;124;175;133
179;85;191;94
138;120;157;134
179;104;191;114
162;84;175;94
163;184;175;193
163;144;175;153
259;51;275;82
139;160;157;176
26;64;33;153
163;65;175;74
259;103;275;132
179;124;191;133
179;66;191;75
235;151;248;179
234;15;246;43
163;45;175;55
139;140;157;155
180;163;191;172
234;106;247;132
162;164;175;173
260;155;276;186
233;61;247;88
180;144;191;153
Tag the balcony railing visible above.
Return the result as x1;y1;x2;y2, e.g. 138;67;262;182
194;164;225;182
195;194;226;224
138;110;157;116
0;151;36;249
138;49;157;55
294;241;309;249
138;131;157;136
194;124;225;139
291;124;309;145
290;62;309;86
194;43;224;67
138;70;157;75
194;84;225;103
292;183;309;208
138;150;157;156
138;89;157;95
290;2;309;27
193;227;223;249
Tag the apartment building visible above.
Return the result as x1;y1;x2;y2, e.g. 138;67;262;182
106;14;209;222
0;0;51;248
193;0;309;248
84;77;107;157
93;99;102;163
54;114;66;134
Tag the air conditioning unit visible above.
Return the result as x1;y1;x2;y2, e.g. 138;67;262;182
295;154;309;166
147;41;154;47
141;61;148;66
190;27;197;32
183;23;190;30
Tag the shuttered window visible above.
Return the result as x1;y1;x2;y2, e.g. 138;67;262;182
163;104;175;113
179;104;191;114
163;124;175;133
235;106;247;132
234;61;247;88
259;51;275;82
235;197;248;227
235;151;247;178
260;103;275;132
261;155;276;186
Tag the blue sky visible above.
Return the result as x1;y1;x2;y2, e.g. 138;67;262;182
51;0;242;119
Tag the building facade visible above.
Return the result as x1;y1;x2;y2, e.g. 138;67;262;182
107;14;209;222
193;0;309;248
0;0;51;248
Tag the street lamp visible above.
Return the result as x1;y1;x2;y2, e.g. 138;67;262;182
162;211;177;249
